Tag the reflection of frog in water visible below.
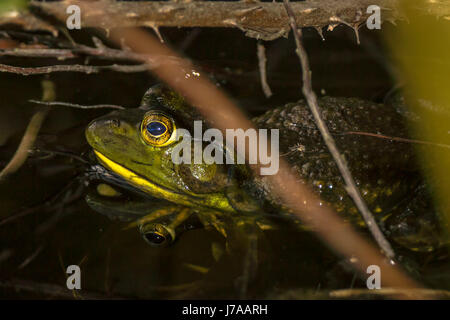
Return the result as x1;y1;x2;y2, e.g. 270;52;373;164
85;85;444;253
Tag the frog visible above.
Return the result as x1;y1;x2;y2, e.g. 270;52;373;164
84;84;444;253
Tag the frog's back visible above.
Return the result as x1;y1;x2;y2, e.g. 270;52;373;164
250;96;420;221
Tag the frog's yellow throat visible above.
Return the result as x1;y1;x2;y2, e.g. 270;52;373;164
93;150;235;213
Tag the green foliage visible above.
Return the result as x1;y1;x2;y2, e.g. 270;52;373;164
386;0;450;239
0;0;27;15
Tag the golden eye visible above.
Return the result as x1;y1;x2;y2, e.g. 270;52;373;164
140;111;176;147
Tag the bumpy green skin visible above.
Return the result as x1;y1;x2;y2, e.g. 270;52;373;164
250;97;419;223
85;87;441;251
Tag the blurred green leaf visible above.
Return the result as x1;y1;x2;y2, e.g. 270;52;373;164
386;0;450;239
0;0;27;15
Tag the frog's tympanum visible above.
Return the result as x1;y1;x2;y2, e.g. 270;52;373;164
85;85;443;253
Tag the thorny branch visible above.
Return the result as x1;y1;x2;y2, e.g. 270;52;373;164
26;0;449;40
283;0;395;260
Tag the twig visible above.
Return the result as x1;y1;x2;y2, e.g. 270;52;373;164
0;48;78;59
283;0;395;260
0;249;13;264
151;26;165;44
329;288;450;299
0;109;48;179
0;36;177;64
0;80;56;180
343;131;450;150
179;28;202;52
257;41;273;98
0;278;125;299
18;245;44;270
35;183;85;235
29;100;125;110
30;148;89;164
0;63;149;75
0;176;84;227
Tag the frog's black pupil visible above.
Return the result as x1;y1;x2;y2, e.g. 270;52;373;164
145;232;165;244
147;121;166;136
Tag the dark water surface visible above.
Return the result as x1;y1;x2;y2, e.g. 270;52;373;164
0;26;448;299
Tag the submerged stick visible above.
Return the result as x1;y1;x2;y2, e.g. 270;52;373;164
0;81;55;180
283;0;395;260
0;110;48;181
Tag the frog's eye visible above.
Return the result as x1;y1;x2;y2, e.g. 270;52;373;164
140;111;176;147
139;223;175;247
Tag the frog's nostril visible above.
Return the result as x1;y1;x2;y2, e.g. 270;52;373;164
110;119;121;128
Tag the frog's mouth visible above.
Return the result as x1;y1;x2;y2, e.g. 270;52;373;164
93;150;184;200
93;150;235;212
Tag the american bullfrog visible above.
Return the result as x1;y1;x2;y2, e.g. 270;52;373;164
85;85;443;252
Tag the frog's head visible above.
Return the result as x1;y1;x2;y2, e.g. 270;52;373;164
85;85;257;213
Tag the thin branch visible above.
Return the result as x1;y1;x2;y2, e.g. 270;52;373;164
283;0;395;260
257;41;273;98
0;36;177;63
18;245;45;270
0;48;78;59
30;148;90;164
0;63;149;75
29;100;125;110
343;131;450;150
0;80;56;180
